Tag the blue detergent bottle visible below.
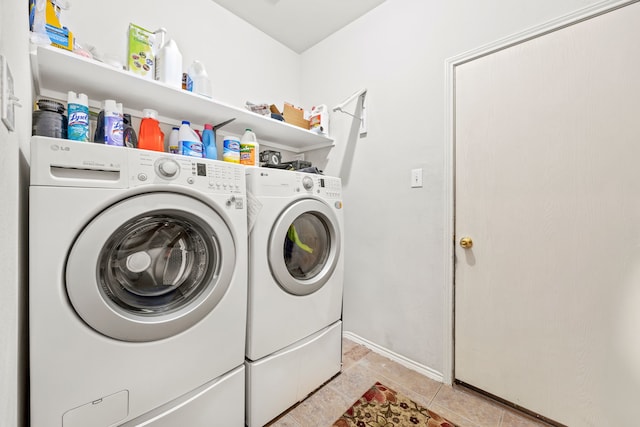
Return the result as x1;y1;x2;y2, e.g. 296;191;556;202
202;123;217;160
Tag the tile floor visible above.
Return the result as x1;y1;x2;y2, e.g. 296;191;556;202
266;338;552;427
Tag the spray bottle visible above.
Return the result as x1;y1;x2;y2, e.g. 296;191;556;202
67;91;89;141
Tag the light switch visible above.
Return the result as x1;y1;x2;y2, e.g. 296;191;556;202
411;168;423;188
1;55;21;132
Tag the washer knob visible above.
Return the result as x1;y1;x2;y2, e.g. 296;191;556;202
302;176;314;190
157;159;179;178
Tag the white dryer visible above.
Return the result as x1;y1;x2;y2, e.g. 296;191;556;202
29;136;247;427
245;167;344;427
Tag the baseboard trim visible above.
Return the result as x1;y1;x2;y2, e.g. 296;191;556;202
343;331;444;383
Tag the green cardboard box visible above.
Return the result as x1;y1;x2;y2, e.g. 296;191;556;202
127;23;155;80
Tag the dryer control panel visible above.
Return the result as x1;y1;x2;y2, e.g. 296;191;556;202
296;173;342;199
245;168;341;200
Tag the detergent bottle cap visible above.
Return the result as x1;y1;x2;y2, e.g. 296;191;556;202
142;109;158;119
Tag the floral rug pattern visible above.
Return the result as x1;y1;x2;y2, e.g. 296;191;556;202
332;382;456;427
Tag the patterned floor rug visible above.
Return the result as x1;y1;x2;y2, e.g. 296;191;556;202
332;382;456;427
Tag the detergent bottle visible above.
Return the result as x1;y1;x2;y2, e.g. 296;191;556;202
187;60;212;97
122;113;138;148
240;128;259;167
202;124;217;160
168;126;180;153
103;99;124;146
179;120;203;157
138;109;165;152
309;104;329;135
154;28;183;89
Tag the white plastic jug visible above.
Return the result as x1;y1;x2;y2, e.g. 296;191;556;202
309;104;329;135
179;120;203;157
187;60;212;98
154;28;183;89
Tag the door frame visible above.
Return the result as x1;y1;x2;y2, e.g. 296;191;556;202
442;0;636;384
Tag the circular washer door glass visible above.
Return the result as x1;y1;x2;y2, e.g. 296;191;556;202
66;193;236;342
98;214;215;315
269;199;341;296
283;213;330;280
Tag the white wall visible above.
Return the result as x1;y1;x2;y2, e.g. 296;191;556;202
0;0;31;426
300;0;601;378
61;0;302;109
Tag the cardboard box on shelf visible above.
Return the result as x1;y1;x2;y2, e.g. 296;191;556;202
45;24;73;51
127;23;155;80
280;103;310;130
29;0;74;51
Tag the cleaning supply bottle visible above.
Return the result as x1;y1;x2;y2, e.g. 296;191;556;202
154;28;183;89
168;126;180;153
223;136;240;163
93;109;104;142
103;99;124;146
309;104;329;135
67;91;89;141
122;113;138;148
179;120;203;157
187;60;212;97
202;123;217;160
240;128;259;167
138;109;165;152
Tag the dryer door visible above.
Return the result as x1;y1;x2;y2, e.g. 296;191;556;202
268;199;341;295
66;192;236;342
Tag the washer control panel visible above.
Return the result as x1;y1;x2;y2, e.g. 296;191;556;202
133;150;245;194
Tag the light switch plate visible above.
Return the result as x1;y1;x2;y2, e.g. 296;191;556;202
1;54;17;132
411;168;423;188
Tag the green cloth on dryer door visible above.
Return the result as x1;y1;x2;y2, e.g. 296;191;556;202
287;225;313;254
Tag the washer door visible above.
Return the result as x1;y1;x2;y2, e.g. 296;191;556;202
268;199;340;295
66;193;236;342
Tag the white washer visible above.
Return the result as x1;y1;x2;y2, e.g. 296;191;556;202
245;167;344;427
29;137;247;427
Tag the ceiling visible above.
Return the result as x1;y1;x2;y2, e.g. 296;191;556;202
211;0;387;54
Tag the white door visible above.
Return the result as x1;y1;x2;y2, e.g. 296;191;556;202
454;3;640;426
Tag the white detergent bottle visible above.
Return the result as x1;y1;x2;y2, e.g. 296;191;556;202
309;104;329;135
168;126;180;153
187;60;212;97
240;128;259;167
154;28;183;89
179;120;203;157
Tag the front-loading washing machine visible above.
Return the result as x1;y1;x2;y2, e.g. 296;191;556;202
29;136;247;426
244;167;344;427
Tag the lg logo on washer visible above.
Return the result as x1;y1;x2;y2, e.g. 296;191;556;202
50;144;70;151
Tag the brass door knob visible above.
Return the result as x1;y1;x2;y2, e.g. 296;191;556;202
459;237;473;249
